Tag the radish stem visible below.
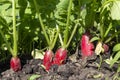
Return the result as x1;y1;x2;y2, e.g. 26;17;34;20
66;23;79;48
63;0;72;48
33;0;50;46
50;28;59;50
56;25;63;46
12;0;17;57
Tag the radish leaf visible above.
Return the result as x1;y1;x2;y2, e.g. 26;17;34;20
29;74;41;80
113;43;120;52
110;51;120;67
110;1;120;20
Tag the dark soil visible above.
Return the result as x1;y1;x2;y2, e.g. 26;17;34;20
0;52;119;80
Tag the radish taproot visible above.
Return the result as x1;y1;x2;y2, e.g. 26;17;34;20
53;48;67;65
10;57;21;72
43;50;54;71
81;33;94;59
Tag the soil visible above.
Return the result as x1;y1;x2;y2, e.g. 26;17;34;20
0;51;119;80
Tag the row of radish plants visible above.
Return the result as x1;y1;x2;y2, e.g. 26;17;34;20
0;0;120;78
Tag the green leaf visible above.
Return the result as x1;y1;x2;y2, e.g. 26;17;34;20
110;1;120;20
28;74;41;80
90;36;100;42
110;51;120;67
80;9;87;19
105;31;120;43
117;65;120;73
104;23;112;38
0;3;12;23
104;56;113;65
56;0;69;10
0;15;8;28
0;0;11;3
113;43;120;52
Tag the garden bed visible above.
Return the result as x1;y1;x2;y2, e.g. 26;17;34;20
0;51;118;80
0;0;120;80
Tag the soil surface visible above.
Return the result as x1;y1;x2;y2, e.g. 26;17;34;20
0;51;119;80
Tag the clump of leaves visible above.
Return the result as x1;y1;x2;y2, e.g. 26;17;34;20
105;43;120;80
33;0;60;71
110;43;120;68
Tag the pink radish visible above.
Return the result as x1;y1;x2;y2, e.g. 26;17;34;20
81;33;94;59
10;57;21;72
43;50;54;71
53;48;67;65
103;43;109;53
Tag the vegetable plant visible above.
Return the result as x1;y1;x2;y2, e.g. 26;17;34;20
92;0;120;70
79;0;96;59
93;0;120;55
33;0;59;71
105;43;120;79
53;0;79;65
0;0;21;72
110;43;120;68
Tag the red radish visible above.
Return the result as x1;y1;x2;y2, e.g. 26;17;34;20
10;57;21;72
53;48;67;65
103;44;109;52
43;50;54;71
81;33;94;59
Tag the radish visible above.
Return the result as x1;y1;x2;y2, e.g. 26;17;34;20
0;0;22;72
10;57;21;72
103;43;109;53
81;33;94;59
53;48;67;65
43;50;54;71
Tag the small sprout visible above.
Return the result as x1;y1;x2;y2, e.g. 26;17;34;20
104;56;113;65
93;73;103;79
28;74;41;80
